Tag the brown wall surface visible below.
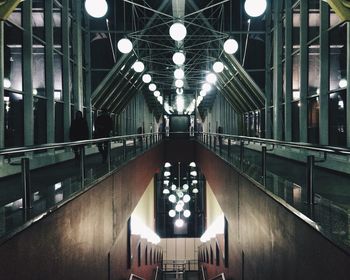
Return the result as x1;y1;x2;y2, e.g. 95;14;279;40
0;144;164;280
196;143;350;280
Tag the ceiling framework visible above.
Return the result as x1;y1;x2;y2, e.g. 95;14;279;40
91;0;266;118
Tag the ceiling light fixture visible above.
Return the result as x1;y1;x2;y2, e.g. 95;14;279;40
174;68;185;80
175;218;184;227
154;90;160;97
169;22;187;41
175;79;184;88
117;38;133;54
206;73;217;84
173;52;186;66
176;88;184;95
213;61;224;73
199;90;207;97
224;39;239;55
132;61;145;73
244;0;267;17
149;83;157;91
183;210;191;218
202;83;211;92
142;74;152;84
85;0;108;18
339;78;348;88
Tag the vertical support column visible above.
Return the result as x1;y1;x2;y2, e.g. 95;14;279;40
23;0;34;146
62;0;71;141
306;155;315;205
261;146;267;186
0;21;4;149
299;0;308;142
284;0;293;141
45;0;55;143
319;1;329;145
273;0;283;140
21;158;32;211
346;23;350;147
264;1;272;139
80;146;85;188
72;0;83;111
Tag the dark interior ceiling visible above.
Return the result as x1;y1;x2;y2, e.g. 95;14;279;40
90;0;266;119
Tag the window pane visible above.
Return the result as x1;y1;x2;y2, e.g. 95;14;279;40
307;97;319;144
33;0;45;40
329;23;347;91
308;41;320;96
292;52;300;101
308;0;320;41
53;4;62;48
329;91;346;146
54;53;63;101
292;4;300;49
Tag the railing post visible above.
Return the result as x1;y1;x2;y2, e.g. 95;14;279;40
214;135;216;151
228;138;231;158
80;146;85;188
306;155;315;205
240;140;244;170
146;136;148;149
261;146;267;186
107;141;111;171
209;135;212;149
123;139;127;160
21;157;32;214
133;138;137;156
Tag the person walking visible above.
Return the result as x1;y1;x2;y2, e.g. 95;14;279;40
69;110;89;161
94;110;113;163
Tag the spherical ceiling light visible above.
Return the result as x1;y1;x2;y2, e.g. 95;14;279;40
176;190;184;198
164;180;170;185
192;179;198;185
117;38;133;54
169;194;177;203
175;79;184;88
164;162;171;168
200;90;207;97
169;209;176;218
175;218;184;227
142;74;152;84
171;184;177;191
202;83;211;92
174;68;185;80
149;83;157;91
176;88;184;95
192;188;199;194
244;0;267;17
183;209;191;218
224;39;239;55
169;22;187;41
189;162;196;167
183;194;191;203
197;96;204;103
164;170;171;177
175;203;184;212
85;0;108;18
132;61;145;73
157;96;163;103
163;188;170;194
173;52;186;66
183;184;189;190
154;90;161;97
206;73;217;84
213;61;224;73
339;78;348;88
190;170;197;177
3;78;11;89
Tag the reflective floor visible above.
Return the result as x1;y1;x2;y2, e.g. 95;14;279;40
0;138;158;239
201;137;350;253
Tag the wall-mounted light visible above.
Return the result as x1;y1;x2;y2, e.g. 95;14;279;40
85;0;108;18
339;78;348;88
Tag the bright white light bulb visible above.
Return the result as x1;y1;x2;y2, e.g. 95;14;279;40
224;39;239;54
117;38;133;54
132;61;145;73
169;209;176;218
3;78;11;89
183;184;189;190
184;209;191;218
149;83;157;91
174;69;185;80
175;203;184;212
142;74;152;84
164;171;171;177
169;194;177;203
176;88;184;95
213;61;224;73
163;188;170;194
157;96;163;103
244;0;267;17
202;83;211;92
339;78;348;88
176;190;184;198
197;96;203;103
183;194;191;203
190;170;197;177
192;188;199;194
175;79;184;88
173;52;186;66
206;73;217;84
169;22;187;41
192;180;198;184
154;90;160;97
175;218;184;227
85;0;108;18
171;184;177;191
164;162;171;168
164;180;169;185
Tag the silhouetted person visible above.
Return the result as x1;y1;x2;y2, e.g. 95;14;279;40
94;110;113;163
70;110;89;161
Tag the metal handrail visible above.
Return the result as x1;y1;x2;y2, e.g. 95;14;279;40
129;273;146;280
200;132;350;155
209;273;226;280
0;133;162;156
201;265;206;280
154;266;163;280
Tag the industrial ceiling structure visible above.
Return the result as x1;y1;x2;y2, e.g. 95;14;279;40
90;0;266;119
